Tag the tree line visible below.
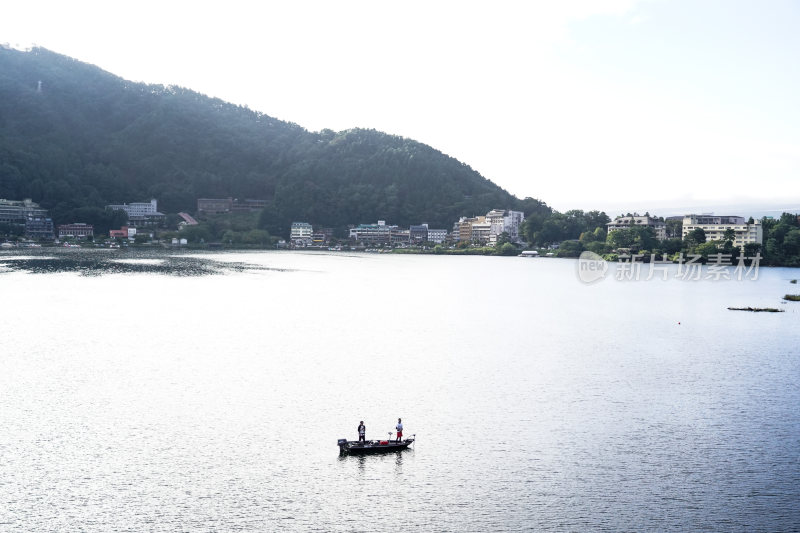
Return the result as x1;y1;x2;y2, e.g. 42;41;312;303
0;47;528;235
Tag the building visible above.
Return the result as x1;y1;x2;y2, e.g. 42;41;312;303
58;223;94;239
426;228;448;243
311;227;333;246
25;216;55;240
456;216;483;242
290;222;313;246
455;209;525;245
197;198;234;215
682;215;762;250
349;220;397;244
197;198;267;214
231;199;267;212
485;209;525;244
607;214;666;240
109;226;136;240
391;228;410;245
471;221;492;245
409;224;429;243
486;209;506;237
455;216;496;245
503;210;525;242
106;199;165;228
0;199;52;239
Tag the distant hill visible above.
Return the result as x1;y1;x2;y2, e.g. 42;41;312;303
0;47;547;235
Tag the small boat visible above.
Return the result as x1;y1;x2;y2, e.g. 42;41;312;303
338;434;415;455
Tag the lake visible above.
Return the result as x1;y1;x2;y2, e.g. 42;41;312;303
1;249;798;531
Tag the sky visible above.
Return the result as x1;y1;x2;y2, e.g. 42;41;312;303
2;0;799;215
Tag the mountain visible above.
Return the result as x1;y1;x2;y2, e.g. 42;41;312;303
0;47;546;234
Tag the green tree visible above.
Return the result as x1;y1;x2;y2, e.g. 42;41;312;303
694;241;719;260
657;238;683;256
556;240;583;257
495;232;511;247
607;228;635;249
665;218;683;239
632;226;658;252
743;242;761;257
783;229;800;256
685;228;706;246
241;229;273;246
723;228;736;244
180;225;212;243
585;241;608;255
496;242;518;256
592;227;607;242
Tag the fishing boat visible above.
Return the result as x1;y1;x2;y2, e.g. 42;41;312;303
338;433;415;455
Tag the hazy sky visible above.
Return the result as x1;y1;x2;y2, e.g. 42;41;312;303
2;0;799;213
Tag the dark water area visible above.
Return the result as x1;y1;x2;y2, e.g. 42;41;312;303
1;249;798;531
0;248;290;276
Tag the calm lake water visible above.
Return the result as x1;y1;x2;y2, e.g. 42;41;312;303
1;249;798;532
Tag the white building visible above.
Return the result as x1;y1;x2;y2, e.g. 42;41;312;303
682;215;762;250
471;221;492;245
486;209;506;237
503;210;525;242
486;209;525;244
290;222;313;246
607;214;666;240
106;199;165;227
349;220;397;244
427;228;448;243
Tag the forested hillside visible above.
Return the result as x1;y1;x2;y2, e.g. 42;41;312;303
0;47;543;235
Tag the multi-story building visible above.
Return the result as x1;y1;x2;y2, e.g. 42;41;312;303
197;198;234;215
106;199;165;228
25;216;55;240
58;223;94;239
0;199;56;239
607;214;666;240
426;228;448;243
349;220;397;244
682;215;762;250
311;233;326;246
409;225;429;243
486;210;506;237
290;222;313;246
485;209;526;244
0;198;49;227
455;215;496;245
391;228;410;245
311;228;333;246
503;210;525;242
197;198;268;214
456;216;484;242
231;199;267;212
471;221;492;245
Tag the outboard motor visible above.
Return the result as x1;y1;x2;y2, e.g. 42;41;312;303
337;438;348;448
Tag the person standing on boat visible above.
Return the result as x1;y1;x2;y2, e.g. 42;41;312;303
357;421;366;442
395;418;403;442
